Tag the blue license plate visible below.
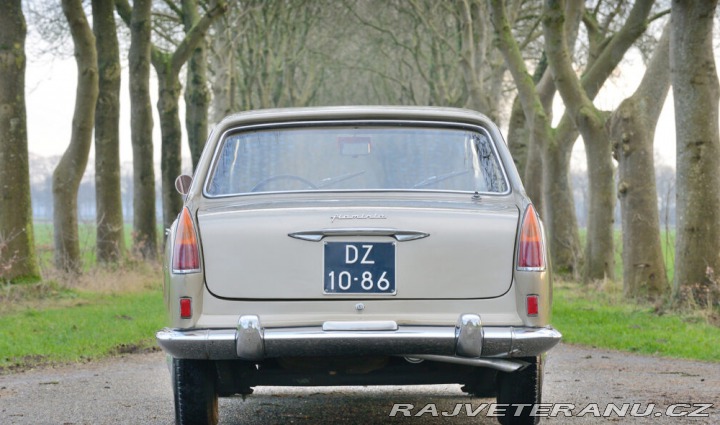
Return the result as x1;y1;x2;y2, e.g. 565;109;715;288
323;242;396;294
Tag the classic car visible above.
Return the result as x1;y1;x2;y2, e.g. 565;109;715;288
158;106;561;425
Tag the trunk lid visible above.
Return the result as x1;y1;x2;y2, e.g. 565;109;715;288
198;200;519;300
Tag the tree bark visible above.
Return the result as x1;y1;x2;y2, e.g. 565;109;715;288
182;0;210;170
0;0;39;281
153;61;184;231
609;24;670;300
671;0;720;299
92;0;124;263
507;95;530;174
209;13;236;123
53;0;98;273
117;0;158;260
543;141;581;273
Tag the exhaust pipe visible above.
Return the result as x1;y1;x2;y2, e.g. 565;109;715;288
401;354;528;373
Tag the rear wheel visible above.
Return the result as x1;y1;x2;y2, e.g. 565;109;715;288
173;358;219;425
461;368;497;397
495;356;542;425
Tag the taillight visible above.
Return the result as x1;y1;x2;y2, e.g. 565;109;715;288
179;297;192;318
517;204;545;270
526;295;539;316
172;207;200;272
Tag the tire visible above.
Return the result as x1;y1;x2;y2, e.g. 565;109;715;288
173;358;219;425
495;356;542;425
461;368;497;398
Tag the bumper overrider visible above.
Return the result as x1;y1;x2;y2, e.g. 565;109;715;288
156;314;561;372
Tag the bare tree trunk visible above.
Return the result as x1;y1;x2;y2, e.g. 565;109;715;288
0;0;39;281
209;13;236;123
93;0;124;263
671;0;720;300
182;0;210;170
53;0;98;273
609;25;670;300
543;142;581;274
508;56;553;218
117;0;158;260
153;63;184;230
507;96;530;173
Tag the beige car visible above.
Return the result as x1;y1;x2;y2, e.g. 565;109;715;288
158;106;561;425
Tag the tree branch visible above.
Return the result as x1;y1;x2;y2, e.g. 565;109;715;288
114;0;131;26
581;0;654;99
170;0;226;74
631;22;670;123
489;0;550;146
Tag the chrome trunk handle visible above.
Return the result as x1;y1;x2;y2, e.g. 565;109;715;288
288;228;429;242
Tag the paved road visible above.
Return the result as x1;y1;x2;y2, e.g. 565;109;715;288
0;343;717;424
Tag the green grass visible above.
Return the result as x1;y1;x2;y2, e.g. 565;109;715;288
0;289;165;372
553;281;719;362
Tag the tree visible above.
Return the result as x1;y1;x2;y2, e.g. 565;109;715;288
543;0;655;282
608;24;670;299
208;10;236;123
231;0;325;110
493;0;656;278
182;0;210;169
208;11;236;123
346;0;516;117
116;0;157;259
671;0;720;300
150;1;226;229
93;0;125;263
0;0;39;281
490;0;584;275
53;0;98;273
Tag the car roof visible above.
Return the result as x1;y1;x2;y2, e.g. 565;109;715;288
215;106;497;129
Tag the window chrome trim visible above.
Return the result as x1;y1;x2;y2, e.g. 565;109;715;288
202;120;512;199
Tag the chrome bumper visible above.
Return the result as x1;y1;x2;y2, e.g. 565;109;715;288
157;314;561;363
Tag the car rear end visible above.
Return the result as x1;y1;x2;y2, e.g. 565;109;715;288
158;107;560;425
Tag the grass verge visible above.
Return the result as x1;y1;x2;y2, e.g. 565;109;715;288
0;288;165;373
553;280;720;362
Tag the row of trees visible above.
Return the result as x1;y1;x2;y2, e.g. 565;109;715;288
1;0;718;305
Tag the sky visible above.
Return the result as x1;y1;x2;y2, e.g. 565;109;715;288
24;47;678;174
26;55;192;168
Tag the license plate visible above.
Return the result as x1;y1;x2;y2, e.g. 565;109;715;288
323;242;396;294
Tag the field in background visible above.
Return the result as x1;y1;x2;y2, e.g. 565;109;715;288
33;222;140;272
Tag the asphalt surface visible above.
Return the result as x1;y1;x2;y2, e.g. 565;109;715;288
0;343;718;424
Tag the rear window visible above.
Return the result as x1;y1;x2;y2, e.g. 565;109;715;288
205;125;509;196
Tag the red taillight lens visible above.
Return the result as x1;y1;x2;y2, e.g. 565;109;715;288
172;207;200;272
527;295;539;316
180;297;192;318
517;204;545;270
